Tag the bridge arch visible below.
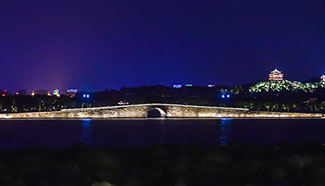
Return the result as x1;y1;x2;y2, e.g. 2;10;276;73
147;107;167;118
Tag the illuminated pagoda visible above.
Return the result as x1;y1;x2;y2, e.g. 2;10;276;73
268;69;284;81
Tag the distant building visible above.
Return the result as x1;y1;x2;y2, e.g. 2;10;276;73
53;89;60;97
173;84;182;88
117;100;129;105
67;89;78;94
15;90;27;96
0;90;8;97
34;90;50;96
66;89;78;97
269;69;284;81
321;75;325;81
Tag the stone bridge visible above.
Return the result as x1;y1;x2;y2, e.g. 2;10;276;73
0;103;323;119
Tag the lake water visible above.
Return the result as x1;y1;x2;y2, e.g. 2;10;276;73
0;119;324;149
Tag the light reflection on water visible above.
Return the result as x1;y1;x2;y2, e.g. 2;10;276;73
80;118;234;146
80;119;92;144
219;118;232;146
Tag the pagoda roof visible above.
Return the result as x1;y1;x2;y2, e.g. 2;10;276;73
270;69;282;73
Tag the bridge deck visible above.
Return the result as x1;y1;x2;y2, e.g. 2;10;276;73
0;103;323;119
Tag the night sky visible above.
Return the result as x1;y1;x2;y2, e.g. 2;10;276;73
0;0;324;92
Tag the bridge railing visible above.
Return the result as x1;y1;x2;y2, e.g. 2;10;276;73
61;103;249;112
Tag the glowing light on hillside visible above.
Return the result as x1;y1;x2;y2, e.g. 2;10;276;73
221;94;231;99
321;75;325;81
83;94;90;99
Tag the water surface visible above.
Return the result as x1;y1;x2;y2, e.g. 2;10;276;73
0;119;323;149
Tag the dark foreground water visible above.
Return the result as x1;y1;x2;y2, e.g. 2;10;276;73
0;119;324;149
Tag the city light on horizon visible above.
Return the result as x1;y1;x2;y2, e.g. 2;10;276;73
0;70;323;94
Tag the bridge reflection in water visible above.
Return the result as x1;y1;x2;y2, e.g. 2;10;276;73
219;119;233;146
80;119;92;144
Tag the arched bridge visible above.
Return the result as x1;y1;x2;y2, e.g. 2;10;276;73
0;103;323;119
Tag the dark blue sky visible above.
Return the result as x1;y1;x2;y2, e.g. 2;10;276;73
0;0;324;91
